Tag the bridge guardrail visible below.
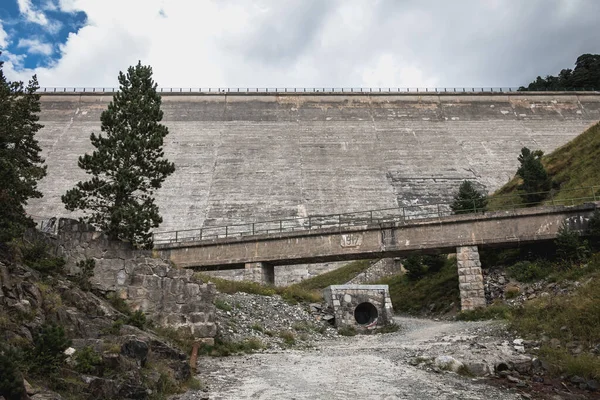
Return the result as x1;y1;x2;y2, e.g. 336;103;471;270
36;87;600;95
152;186;599;245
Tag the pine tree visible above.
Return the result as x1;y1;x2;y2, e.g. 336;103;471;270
516;147;551;205
62;62;175;249
0;53;47;244
450;180;488;214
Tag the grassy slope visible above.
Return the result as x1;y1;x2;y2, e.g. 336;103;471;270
488;122;600;210
196;259;373;304
290;259;372;291
377;259;460;314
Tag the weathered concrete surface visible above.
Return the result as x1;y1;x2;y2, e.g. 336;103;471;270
156;203;598;269
29;92;600;234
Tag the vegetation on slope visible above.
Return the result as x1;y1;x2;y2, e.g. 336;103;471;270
290;259;372;291
488;122;600;210
377;258;460;315
196;259;373;304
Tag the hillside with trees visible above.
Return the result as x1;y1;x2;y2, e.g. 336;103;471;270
519;54;600;91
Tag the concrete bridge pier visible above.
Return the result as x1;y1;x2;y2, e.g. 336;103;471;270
244;262;275;284
456;246;486;311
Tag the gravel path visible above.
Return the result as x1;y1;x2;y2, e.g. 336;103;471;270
185;316;526;400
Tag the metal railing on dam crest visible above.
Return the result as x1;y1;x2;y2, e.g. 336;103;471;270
37;87;600;95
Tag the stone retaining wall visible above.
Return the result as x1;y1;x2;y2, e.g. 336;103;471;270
47;219;217;338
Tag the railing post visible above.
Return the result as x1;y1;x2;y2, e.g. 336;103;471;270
550;191;556;207
472;199;477;213
252;223;255;235
402;207;406;223
175;231;178;242
308;216;312;229
279;220;283;233
199;229;203;240
225;225;228;237
437;203;441;218
370;210;373;223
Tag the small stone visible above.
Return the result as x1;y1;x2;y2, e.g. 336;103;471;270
64;347;76;356
507;375;520;383
513;339;524;345
587;379;599;391
570;375;586;384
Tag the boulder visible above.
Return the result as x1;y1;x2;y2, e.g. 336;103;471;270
433;355;464;373
88;378;119;400
120;337;149;367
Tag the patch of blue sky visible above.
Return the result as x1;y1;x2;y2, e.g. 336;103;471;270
0;0;86;69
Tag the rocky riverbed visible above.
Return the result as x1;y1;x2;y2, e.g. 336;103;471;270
176;315;598;400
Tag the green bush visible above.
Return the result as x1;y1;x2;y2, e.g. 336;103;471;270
278;330;296;346
403;255;426;280
29;324;72;374
506;260;553;282
74;258;95;291
456;303;512;321
516;147;551;205
74;346;102;374
0;346;25;400
214;299;232;312
198;337;264;357
126;310;147;330
555;222;589;264
450;180;488;214
21;241;65;275
107;293;132;315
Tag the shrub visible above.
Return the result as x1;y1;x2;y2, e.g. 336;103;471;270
74;258;95;291
214;299;232;312
126;310;147;330
29;324;72;374
107;293;131;315
516;147;551;205
0;346;25;400
21;241;65;275
456;304;512;321
506;260;553;282
278;330;296;345
337;326;357;336
555;222;589;264
74;346;102;374
450;180;488;214
403;255;426;281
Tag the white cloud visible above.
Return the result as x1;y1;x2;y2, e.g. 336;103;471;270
18;38;54;55
0;20;8;49
4;0;600;88
17;0;50;25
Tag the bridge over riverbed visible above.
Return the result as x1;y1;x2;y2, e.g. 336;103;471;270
155;201;599;310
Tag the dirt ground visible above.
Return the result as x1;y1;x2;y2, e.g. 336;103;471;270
186;316;534;400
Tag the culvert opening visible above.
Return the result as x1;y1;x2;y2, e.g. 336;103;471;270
354;302;378;325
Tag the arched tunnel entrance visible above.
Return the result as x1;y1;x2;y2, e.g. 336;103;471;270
354;302;378;325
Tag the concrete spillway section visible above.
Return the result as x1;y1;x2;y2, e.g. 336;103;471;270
28;92;600;234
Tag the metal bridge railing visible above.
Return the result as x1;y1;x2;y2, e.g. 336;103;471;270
36;87;600;95
152;186;599;245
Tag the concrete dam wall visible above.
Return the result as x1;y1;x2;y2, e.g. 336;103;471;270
29;92;600;236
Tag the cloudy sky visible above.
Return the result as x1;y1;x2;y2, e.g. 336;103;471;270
0;0;599;89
